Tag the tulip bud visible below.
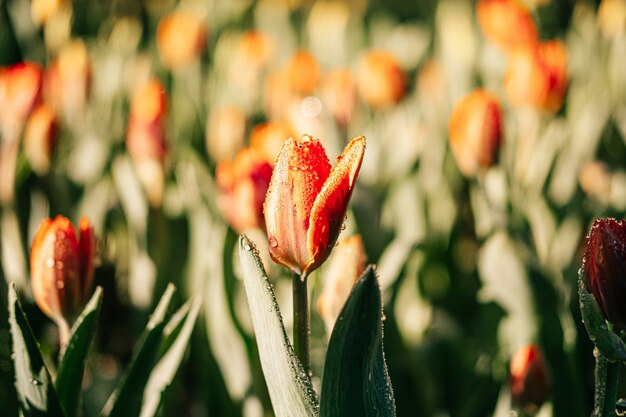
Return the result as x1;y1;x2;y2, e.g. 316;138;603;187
448;89;503;177
216;148;273;234
285;50;321;96
355;50;405;109
57;39;91;118
205;105;247;163
127;79;168;207
510;344;550;413
598;0;626;39
24;104;58;175
31;0;67;26
264;135;365;277
0;62;43;140
250;121;293;166
157;11;206;71
31;216;96;342
477;0;538;53
504;40;568;113
583;218;626;330
316;235;366;335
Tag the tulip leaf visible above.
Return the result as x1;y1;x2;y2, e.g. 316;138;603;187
139;296;201;417
56;287;104;417
578;270;626;361
238;235;319;417
102;284;176;417
319;266;396;417
8;283;66;417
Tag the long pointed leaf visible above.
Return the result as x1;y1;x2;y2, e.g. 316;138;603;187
319;266;396;417
56;287;103;417
8;283;66;417
139;297;201;417
239;235;318;417
102;284;176;417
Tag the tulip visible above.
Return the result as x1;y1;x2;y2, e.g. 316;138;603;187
24;104;58;175
284;50;321;96
321;68;356;126
31;216;96;345
448;89;503;177
477;0;538;53
263;134;366;277
355;50;405;109
504;40;568;113
510;344;550;413
598;0;626;39
250;121;293;166
205;105;247;163
216;148;273;233
0;62;43;140
583;218;626;329
157;11;206;70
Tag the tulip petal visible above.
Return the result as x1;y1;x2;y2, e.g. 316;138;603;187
31;218;53;318
306;136;366;275
264;135;331;274
78;216;96;300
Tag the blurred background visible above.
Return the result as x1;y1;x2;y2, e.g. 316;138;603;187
0;0;625;415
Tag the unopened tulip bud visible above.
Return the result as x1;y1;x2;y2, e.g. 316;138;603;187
285;50;321;96
127;79;168;207
250;121;293;166
504;40;568;113
31;0;67;26
0;62;43;140
264;135;365;277
57;39;91;118
24;104;58;175
317;235;366;335
448;89;503;177
157;11;206;71
477;0;538;53
216;148;273;234
510;344;550;413
31;216;96;345
583;218;626;330
355;50;405;109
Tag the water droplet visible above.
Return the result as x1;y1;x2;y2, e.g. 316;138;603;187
45;258;54;268
268;236;278;248
243;243;252;251
30;379;41;386
56;280;65;289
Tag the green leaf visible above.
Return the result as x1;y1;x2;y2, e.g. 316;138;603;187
319;266;396;417
139;296;201;417
102;284;176;417
238;236;319;417
8;283;66;417
56;287;104;417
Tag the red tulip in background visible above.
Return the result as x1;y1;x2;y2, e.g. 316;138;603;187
264;135;366;277
510;344;550;413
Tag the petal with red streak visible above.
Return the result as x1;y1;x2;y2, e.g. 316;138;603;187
78;216;96;299
306;136;366;275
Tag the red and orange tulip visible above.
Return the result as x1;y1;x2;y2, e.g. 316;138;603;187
216;148;273;233
0;62;43;138
264;135;366;277
31;216;96;339
510;344;550;413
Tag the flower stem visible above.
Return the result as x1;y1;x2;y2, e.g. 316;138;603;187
293;272;311;379
593;348;620;417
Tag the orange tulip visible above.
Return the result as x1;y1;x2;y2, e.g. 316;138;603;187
449;89;503;177
264;135;366;277
250;121;293;166
0;62;43;139
355;50;405;109
216;148;273;233
31;216;96;341
477;0;538;53
285;50;321;95
24;104;58;175
504;40;568;113
321;68;356;126
157;11;206;70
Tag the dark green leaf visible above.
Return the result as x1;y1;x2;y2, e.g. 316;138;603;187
55;287;103;417
8;283;66;417
239;235;318;417
101;284;176;417
140;297;201;417
319;266;396;417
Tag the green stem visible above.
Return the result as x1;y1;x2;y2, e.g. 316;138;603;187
292;272;311;379
593;348;620;417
